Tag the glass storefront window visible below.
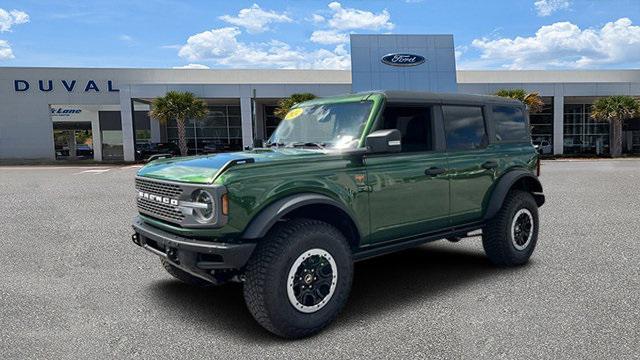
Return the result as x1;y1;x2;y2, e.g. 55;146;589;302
52;123;94;160
99;111;124;160
133;106;152;144
632;131;640;153
136;129;151;142
102;130;124;160
529;97;553;151
563;103;609;155
165;104;243;154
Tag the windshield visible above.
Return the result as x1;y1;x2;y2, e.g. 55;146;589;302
268;101;373;150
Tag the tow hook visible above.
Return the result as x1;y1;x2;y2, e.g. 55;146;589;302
166;247;179;263
131;233;141;246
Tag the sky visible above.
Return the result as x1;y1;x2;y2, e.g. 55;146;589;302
0;0;638;70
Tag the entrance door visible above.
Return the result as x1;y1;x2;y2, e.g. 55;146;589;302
52;122;94;160
365;105;450;244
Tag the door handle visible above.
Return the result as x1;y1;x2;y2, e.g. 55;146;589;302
425;167;446;176
482;161;498;170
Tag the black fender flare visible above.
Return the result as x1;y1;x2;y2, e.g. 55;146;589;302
241;193;362;240
483;170;545;221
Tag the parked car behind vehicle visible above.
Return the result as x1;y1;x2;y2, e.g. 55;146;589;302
135;142;180;161
201;140;224;154
533;140;552;155
55;144;94;159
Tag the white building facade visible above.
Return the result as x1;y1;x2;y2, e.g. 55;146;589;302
1;34;639;162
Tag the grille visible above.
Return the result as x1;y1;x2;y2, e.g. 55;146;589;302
135;178;183;198
137;198;184;222
135;178;184;223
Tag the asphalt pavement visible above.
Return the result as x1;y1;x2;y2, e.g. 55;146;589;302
0;161;638;359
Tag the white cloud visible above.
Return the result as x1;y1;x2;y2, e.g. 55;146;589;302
534;0;571;16
471;18;640;69
0;39;14;59
310;14;325;23
307;2;393;47
324;2;393;31
310;30;349;45
0;8;29;32
173;63;210;69
309;44;351;69
178;27;350;69
178;27;243;60
219;4;292;33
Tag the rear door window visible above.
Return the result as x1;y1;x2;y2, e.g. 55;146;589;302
493;106;528;141
442;105;487;151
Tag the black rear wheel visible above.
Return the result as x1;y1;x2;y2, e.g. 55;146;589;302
482;190;539;266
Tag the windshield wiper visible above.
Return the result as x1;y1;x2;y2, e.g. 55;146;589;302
287;142;328;149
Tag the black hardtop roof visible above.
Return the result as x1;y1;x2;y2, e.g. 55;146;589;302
371;90;524;106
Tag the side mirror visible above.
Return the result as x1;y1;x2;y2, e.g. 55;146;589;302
366;129;402;154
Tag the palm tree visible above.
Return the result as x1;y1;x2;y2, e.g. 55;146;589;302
590;95;640;157
274;93;316;119
494;89;544;113
149;91;208;157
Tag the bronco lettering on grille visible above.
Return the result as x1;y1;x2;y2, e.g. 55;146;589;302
138;191;179;206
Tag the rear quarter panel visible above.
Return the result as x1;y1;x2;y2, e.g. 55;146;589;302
481;141;539;215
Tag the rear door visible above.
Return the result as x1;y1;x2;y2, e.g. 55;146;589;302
442;104;500;225
365;104;450;244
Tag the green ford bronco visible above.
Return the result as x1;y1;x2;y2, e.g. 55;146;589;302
131;91;544;338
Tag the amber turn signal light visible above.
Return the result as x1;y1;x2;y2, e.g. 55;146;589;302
221;193;229;215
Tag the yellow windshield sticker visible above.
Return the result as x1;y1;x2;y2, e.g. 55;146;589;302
284;108;304;120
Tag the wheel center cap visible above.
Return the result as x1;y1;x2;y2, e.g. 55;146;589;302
303;273;314;284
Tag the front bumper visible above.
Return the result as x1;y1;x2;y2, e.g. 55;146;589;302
132;216;256;282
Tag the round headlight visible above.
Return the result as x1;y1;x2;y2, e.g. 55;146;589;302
192;189;215;223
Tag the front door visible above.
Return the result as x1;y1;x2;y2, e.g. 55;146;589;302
365;104;450;244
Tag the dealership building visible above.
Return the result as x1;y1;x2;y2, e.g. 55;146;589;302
1;34;639;162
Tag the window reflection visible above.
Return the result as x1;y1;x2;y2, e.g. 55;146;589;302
165;104;243;154
563;103;609;155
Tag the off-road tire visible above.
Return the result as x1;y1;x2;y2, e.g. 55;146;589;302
482;190;539;266
161;258;211;287
243;218;353;339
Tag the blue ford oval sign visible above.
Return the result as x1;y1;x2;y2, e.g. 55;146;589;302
381;53;426;67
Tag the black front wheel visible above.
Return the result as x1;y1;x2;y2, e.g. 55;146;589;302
482;190;539;266
243;218;353;339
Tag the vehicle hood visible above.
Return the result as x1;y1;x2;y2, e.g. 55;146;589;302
136;149;324;184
